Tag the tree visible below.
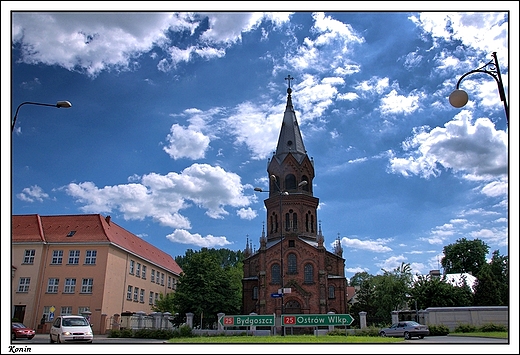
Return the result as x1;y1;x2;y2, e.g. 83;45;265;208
170;248;243;328
473;250;508;306
410;274;473;308
441;238;489;275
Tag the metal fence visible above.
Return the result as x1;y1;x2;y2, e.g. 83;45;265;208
105;311;177;332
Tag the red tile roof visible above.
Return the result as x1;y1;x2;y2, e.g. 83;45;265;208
12;214;182;275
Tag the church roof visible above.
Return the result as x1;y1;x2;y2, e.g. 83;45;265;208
273;83;307;164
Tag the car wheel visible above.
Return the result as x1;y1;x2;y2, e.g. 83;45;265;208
404;332;411;340
57;335;62;343
11;333;16;341
418;335;424;339
379;331;386;337
50;335;55;343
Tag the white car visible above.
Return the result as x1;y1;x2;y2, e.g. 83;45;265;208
49;315;93;343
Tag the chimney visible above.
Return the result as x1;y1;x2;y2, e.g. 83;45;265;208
105;215;111;225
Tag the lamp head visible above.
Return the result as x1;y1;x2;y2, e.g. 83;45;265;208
254;187;264;192
298;180;308;187
56;101;72;108
449;89;469;108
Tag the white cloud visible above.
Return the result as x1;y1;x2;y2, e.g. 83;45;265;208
16;185;50;203
63;163;253;228
388;110;508;182
166;229;232;247
340;236;393;253
163;124;210;160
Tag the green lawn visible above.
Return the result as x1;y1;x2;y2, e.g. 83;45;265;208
166;334;403;343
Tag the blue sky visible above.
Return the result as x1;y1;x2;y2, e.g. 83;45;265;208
4;4;518;286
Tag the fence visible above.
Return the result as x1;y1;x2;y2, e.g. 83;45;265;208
105;311;177;333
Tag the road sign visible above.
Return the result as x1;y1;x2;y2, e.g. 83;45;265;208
271;293;282;298
219;314;276;327
282;314;354;326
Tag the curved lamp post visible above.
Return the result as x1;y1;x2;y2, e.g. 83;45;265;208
12;100;72;132
254;177;307;336
449;52;508;126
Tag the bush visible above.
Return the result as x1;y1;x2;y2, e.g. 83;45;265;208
108;329;121;338
454;323;477;333
428;324;450;336
478;323;507;332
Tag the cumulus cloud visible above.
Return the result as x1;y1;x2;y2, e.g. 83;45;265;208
16;185;50;203
63;163;254;229
166;229;232;247
339;236;393;253
388;110;508;182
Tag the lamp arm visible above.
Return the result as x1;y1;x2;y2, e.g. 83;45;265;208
12;101;62;132
455;52;508;124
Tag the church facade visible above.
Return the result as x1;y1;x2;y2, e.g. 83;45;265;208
242;77;348;320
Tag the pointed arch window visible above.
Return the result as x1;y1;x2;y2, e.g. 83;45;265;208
304;263;314;283
252;286;258;300
271;264;281;284
288;253;297;274
292;212;298;231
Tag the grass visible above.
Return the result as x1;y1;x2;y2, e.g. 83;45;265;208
166;334;404;343
449;331;508;339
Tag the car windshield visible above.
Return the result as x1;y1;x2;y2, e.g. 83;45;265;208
406;321;420;326
12;323;25;328
63;318;89;326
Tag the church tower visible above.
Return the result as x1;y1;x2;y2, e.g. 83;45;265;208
242;76;347;330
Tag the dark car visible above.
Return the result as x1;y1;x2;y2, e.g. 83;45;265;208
11;322;36;340
379;320;429;340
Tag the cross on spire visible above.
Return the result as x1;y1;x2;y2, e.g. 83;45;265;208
285;75;294;89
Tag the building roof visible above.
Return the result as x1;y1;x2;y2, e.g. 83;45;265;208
12;214;182;275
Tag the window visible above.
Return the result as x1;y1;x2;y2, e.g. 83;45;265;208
60;306;72;315
64;278;76;293
85;250;97;265
133;287;139;302
129;260;135;275
292;212;298;231
149;291;154;305
271;264;280;284
142;265;147;279
47;278;59;293
23;249;35;264
136;263;141;277
252;286;258;300
328;285;335;299
68;250;80;264
168;276;172;288
154;293;159;305
51;250;63;264
81;278;93;293
288;253;297;274
140;289;145;303
127;286;133;300
78;306;90;315
160;273;164;285
151;269;155;283
304;264;313;284
288;240;295;247
18;277;30;292
42;306;51;322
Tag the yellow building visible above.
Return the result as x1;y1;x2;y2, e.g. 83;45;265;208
11;213;182;334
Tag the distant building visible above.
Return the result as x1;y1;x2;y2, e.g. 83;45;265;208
11;214;182;334
414;270;478;292
242;79;348;325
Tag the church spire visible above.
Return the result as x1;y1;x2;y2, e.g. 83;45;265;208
274;75;307;163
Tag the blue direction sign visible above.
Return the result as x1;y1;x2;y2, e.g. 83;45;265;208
271;293;282;298
219;314;276;327
282;314;354;326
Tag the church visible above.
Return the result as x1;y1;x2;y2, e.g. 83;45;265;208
242;76;348;323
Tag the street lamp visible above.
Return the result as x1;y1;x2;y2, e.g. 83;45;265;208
12;100;73;132
449;52;508;126
254;177;307;336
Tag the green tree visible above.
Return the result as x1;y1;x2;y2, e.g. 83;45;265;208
473;250;508;306
349;271;371;286
410;274;473;308
441;238;489;275
171;248;243;328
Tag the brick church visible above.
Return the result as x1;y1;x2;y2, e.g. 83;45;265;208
242;76;348;320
